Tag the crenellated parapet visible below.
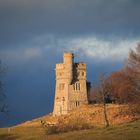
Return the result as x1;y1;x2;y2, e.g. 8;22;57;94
75;63;86;70
56;63;64;70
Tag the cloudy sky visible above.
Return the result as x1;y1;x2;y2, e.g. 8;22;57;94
0;0;140;127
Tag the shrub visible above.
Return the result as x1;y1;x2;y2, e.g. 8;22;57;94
45;117;93;134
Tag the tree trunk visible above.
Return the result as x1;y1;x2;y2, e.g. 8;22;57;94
103;103;109;127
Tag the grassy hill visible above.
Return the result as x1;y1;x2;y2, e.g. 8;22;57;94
0;104;140;140
17;104;140;128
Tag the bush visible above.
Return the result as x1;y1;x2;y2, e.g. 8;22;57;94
45;125;59;134
45;117;93;134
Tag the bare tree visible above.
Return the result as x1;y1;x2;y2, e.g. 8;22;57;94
124;43;140;114
92;74;111;127
108;70;135;103
91;44;140;125
126;43;140;102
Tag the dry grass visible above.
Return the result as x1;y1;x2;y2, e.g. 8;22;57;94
18;104;140;129
0;104;140;139
0;120;140;140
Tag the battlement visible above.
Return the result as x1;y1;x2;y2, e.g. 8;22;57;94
75;63;86;69
56;63;64;69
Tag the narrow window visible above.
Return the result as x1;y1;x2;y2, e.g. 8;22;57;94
78;83;80;90
74;83;80;91
77;72;80;77
76;101;80;107
60;106;62;113
59;84;61;90
82;71;84;76
76;83;77;90
59;83;65;90
73;85;75;90
62;83;64;90
78;101;80;106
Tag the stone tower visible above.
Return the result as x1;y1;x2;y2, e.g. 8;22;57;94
53;52;88;116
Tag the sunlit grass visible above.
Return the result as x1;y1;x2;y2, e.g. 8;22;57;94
0;120;140;140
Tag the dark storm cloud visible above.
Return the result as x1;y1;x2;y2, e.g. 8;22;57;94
0;0;140;47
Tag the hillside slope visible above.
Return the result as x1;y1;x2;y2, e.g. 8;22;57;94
17;104;139;128
0;104;140;140
0;116;140;140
